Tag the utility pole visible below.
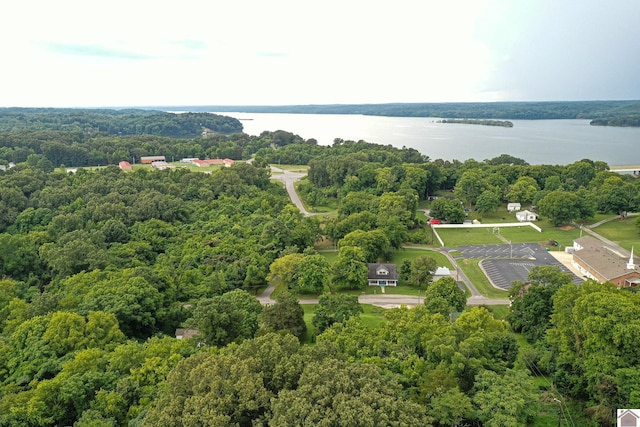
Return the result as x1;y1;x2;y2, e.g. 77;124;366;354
553;398;561;427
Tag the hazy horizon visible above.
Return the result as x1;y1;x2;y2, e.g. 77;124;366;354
3;0;639;108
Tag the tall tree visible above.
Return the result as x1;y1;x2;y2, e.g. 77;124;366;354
312;293;363;333
475;190;501;214
261;291;307;341
409;255;438;289
187;289;263;347
331;245;368;291
538;190;580;226
292;254;330;294
423;277;466;316
473;369;539;427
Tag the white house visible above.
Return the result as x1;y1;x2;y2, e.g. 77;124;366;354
515;209;538;222
507;203;521;212
367;263;398;287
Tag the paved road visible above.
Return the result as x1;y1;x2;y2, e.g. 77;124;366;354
256;285;509;308
270;166;313;216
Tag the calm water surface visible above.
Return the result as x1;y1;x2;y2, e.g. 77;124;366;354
210;112;640;166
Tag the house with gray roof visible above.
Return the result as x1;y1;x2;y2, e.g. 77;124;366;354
572;236;640;288
367;263;398;287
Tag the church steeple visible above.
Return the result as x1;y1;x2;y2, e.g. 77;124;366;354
628;247;636;270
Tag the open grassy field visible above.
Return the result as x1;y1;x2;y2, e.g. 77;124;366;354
590;215;640;251
435;220;585;250
436;227;504;247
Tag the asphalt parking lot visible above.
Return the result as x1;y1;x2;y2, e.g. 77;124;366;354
451;243;583;290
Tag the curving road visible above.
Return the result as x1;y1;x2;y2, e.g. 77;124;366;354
270;166;313;216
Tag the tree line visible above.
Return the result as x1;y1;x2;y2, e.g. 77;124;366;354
590;115;640;127
0;108;242;137
186;100;640;120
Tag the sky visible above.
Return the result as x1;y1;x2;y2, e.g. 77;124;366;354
2;0;639;107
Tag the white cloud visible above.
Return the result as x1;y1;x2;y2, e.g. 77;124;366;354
1;0;639;106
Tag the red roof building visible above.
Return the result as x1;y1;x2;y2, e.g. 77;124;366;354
119;161;132;171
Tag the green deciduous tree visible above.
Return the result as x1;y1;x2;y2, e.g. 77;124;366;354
79;275;163;339
261;291;307;341
331;245;369;291
506;176;539;204
409;255;438;288
312;293;363;333
267;253;304;289
188;289;263;347
143;333;302;427
473;368;539;427
429;197;465;224
339;229;392;263
475;189;501;214
270;359;430;426
455;169;486;206
538;190;580;226
292;254;330;294
423;276;466;316
547;281;640;413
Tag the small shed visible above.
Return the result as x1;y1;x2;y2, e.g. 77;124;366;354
516;209;538;222
432;267;451;282
507;203;521;212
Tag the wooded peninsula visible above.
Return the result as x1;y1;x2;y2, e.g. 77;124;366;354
0;108;639;426
438;118;514;127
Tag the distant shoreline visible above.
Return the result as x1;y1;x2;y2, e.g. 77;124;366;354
151;100;640;121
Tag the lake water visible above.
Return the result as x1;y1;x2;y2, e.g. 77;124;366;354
208;112;640;166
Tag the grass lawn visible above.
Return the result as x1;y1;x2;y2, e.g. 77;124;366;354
498;221;582;249
484;304;510;320
457;258;509;299
302;305;317;343
390;248;454;269
301;303;387;343
435;220;584;250
591;215;640;251
436;227;504;247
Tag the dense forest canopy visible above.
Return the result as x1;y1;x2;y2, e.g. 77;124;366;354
1;108;639;426
170;100;640;120
0;108;243;137
590;114;640;127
